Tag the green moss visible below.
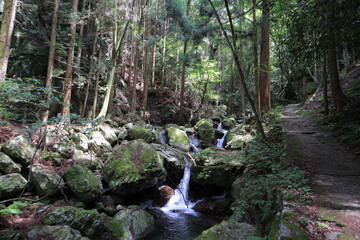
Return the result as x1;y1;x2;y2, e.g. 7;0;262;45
127;126;156;143
195;119;215;143
165;127;190;151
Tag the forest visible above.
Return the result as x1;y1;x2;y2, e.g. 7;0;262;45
0;0;359;239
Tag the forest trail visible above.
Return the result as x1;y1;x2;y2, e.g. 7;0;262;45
282;104;360;240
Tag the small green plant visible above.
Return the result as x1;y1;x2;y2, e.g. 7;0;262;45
42;150;62;163
0;201;30;216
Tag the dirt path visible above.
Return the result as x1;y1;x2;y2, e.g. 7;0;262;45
282;104;360;240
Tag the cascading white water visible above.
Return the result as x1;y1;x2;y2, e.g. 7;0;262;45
161;156;198;216
216;123;228;148
189;135;200;154
159;130;168;144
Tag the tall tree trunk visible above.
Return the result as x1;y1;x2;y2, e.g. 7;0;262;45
0;0;18;84
76;0;88;67
81;20;99;118
141;6;151;116
302;76;307;102
61;0;79;118
343;44;349;73
40;0;59;122
160;20;168;88
92;33;103;120
259;0;271;113
323;54;329;116
178;0;191;125
252;0;260;115
328;44;348;112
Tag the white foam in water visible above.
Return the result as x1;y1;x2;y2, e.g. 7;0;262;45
189;135;200;154
159;130;168;144
216;123;228;148
161;157;199;217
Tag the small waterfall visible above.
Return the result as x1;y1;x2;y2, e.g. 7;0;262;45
161;156;198;216
159;130;168;144
189;135;200;154
216;123;228;148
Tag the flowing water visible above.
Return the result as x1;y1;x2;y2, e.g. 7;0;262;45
189;135;200;154
216;123;228;148
159;130;168;144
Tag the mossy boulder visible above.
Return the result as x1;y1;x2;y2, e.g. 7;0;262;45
52;139;76;158
2;135;35;166
225;125;247;143
108;205;154;239
195;119;215;145
73;150;102;170
127;126;157;143
99;125;117;144
104;140;166;195
73;133;89;152
45;206;108;239
63;166;103;202
27;225;89;240
0;173;27;199
165;127;191;151
88;131;112;155
195;220;255;240
225;134;253;149
31;164;64;196
0;230;23;240
221;118;237;130
0;152;21;174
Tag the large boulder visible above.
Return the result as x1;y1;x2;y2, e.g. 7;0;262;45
45;206;108;239
104;140;167;195
99;125;117;144
225;125;247;143
51;139;75;158
31;164;64;196
72;150;102;170
0;152;21;174
221;118;237;130
225;134;253;149
195;119;215;145
165;127;191;152
88;131;112;155
73;133;89;152
127;126;157;143
2;135;35;166
63;165;103;202
108;205;154;239
195;220;255;240
0;173;27;199
27;225;89;240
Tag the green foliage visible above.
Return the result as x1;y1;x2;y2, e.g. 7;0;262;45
0;201;30;217
42;151;62;163
231;140;311;227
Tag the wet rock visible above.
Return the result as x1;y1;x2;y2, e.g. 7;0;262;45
108;205;154;239
31;164;64;196
73;133;89;152
45;206;108;239
104;140;167;195
154;185;175;207
195;220;255;240
27;225;89;240
193;198;232;216
195;119;215;145
0;152;21;174
52;139;75;158
2;135;35;166
88;131;112;155
63;165;103;202
0;173;27;199
127;126;157;143
215;129;225;139
165;127;191;152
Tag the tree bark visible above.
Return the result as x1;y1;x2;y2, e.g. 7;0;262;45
259;0;271;113
61;0;79;118
0;0;18;84
323;54;329;116
252;0;260;115
40;0;59;122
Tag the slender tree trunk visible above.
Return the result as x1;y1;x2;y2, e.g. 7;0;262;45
76;0;88;67
328;44;348;112
141;6;150;116
160;20;168;88
0;0;18;83
92;37;103;120
259;0;271;113
81;20;99;118
252;0;260;115
343;44;349;73
40;0;59;122
302;76;307;102
61;0;79;118
323;54;329;116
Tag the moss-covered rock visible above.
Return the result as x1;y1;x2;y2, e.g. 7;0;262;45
45;206;108;239
88;131;112;155
165;127;191;151
104;140;166;195
225;125;247;143
99;125;117;144
195;119;215;145
127;126;157;143
2;135;35;166
195;220;255;240
73;150;102;170
31;164;64;196
221;118;237;130
0;230;22;240
225;134;253;149
0;152;21;174
63;166;103;202
27;225;90;240
73;133;89;152
52;139;76;158
0;173;27;199
108;205;154;239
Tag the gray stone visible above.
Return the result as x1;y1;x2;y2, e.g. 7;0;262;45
99;125;117;144
31;164;64;196
0;152;21;174
72;150;101;170
0;173;27;199
73;133;89;152
27;225;90;240
88;131;112;155
165;127;191;152
52;139;75;158
2;135;35;166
